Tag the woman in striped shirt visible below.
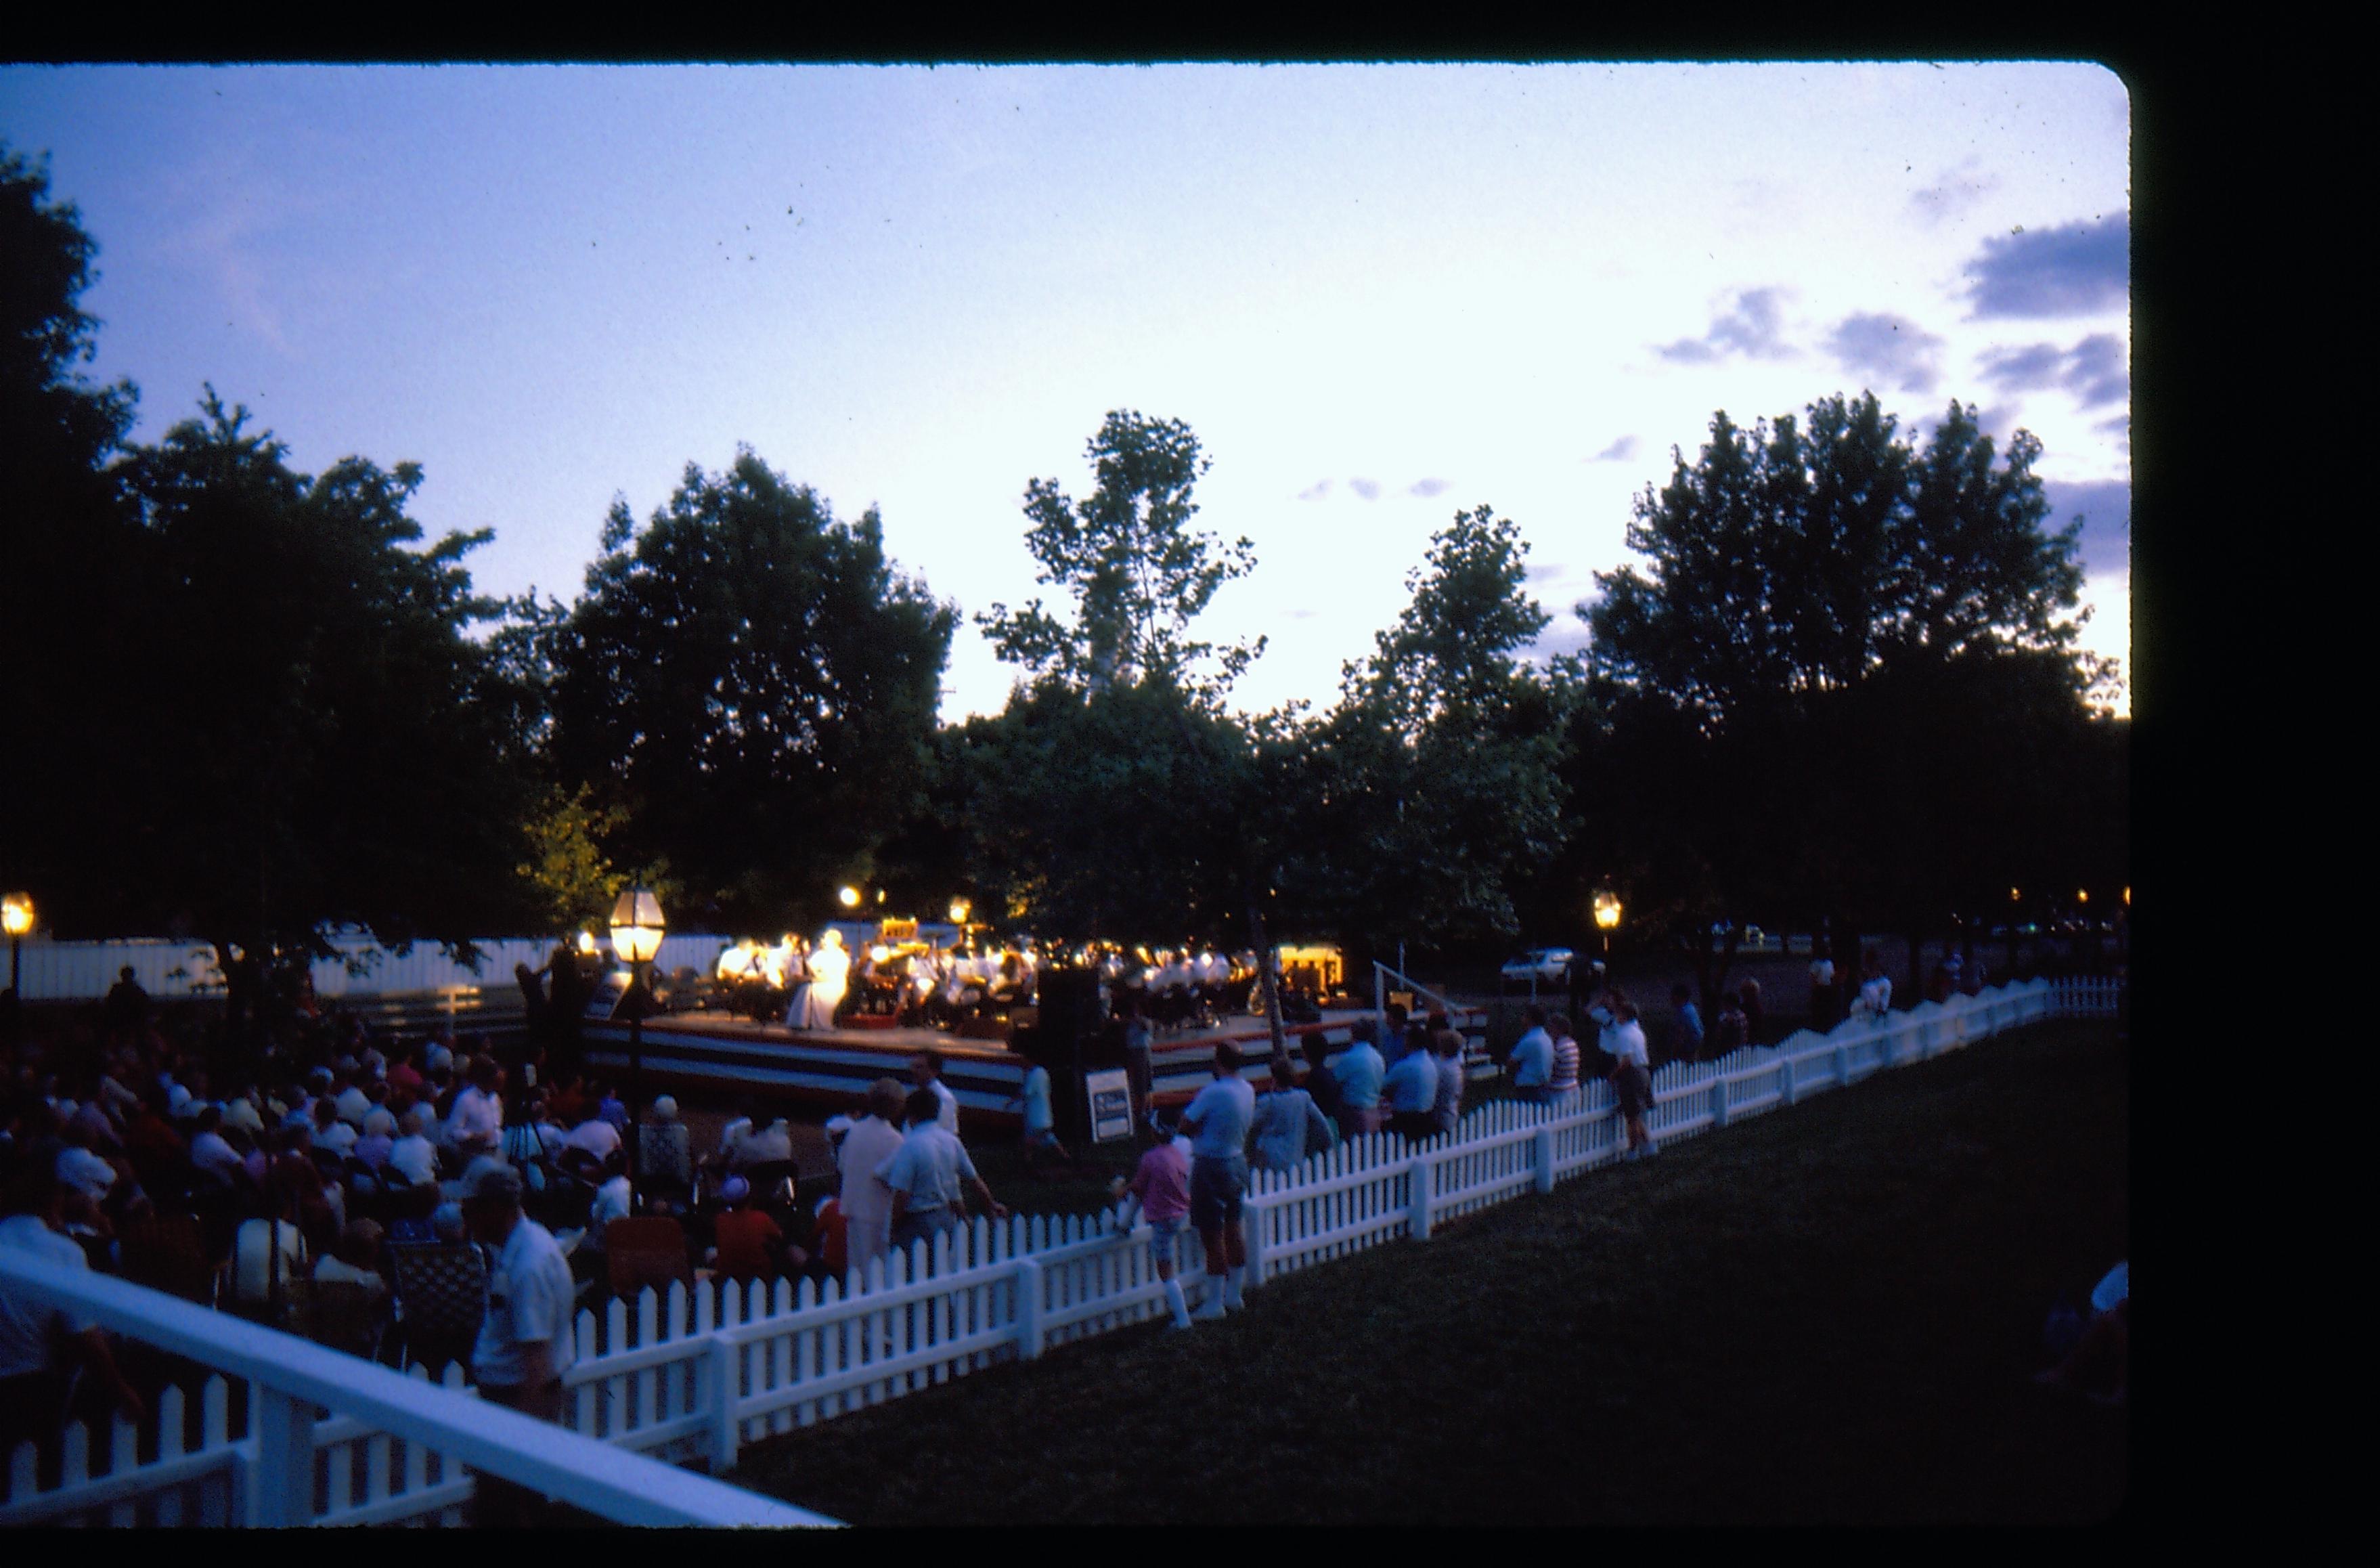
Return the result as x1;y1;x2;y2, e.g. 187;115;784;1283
1547;1015;1582;1097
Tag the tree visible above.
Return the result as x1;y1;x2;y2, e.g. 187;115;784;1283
1587;393;2095;730
1289;507;1577;959
1574;392;2121;1011
978;411;1262;696
541;451;955;933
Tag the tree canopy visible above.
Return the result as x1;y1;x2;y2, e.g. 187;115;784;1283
539;452;956;933
978;410;1262;697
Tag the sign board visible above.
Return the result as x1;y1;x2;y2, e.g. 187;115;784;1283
1085;1068;1134;1144
1389;990;1415;1013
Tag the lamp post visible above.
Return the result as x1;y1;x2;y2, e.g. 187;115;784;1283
2;892;31;997
609;886;666;1211
1592;888;1622;964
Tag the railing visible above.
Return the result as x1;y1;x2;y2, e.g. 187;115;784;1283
1372;960;1459;1020
7;976;2117;1523
0;1254;837;1527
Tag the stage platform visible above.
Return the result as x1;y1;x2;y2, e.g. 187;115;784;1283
582;1004;1494;1132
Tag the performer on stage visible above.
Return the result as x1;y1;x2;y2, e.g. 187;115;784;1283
788;928;849;1031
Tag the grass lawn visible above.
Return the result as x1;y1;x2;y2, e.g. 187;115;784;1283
728;1019;2128;1525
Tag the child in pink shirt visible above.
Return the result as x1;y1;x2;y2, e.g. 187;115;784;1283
1114;1123;1195;1330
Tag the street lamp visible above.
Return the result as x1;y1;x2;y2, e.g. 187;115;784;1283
1592;889;1622;955
838;885;862;909
609;886;666;1210
3;892;32;997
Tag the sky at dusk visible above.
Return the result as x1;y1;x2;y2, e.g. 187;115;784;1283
0;62;2131;719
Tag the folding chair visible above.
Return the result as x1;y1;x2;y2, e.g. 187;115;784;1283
387;1242;487;1376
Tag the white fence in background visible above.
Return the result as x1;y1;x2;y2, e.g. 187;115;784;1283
3;976;2117;1524
3;933;733;1004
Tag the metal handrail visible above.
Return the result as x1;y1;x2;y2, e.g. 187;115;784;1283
0;1252;835;1527
1371;960;1457;1018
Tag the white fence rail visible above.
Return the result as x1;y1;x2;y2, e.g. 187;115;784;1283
5;977;2116;1523
4;933;733;1004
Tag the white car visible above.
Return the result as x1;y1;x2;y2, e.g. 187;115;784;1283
1500;948;1576;985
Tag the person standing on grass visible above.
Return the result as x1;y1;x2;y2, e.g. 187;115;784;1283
837;1079;908;1281
1508;1005;1556;1105
1009;1060;1074;1174
1601;995;1656;1159
1430;1028;1466;1138
1738;978;1765;1045
1547;1014;1582;1100
460;1160;575;1528
877;1089;1009;1255
1179;1043;1257;1320
910;1050;961;1138
1671;984;1706;1064
1249;1052;1334;1173
1111;1119;1196;1330
1331;1018;1387;1141
1383;1027;1440;1144
1;1146;147;1458
1300;1035;1343;1146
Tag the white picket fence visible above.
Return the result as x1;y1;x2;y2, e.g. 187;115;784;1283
3;976;2117;1525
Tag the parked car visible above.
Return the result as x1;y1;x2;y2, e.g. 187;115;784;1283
1500;948;1576;985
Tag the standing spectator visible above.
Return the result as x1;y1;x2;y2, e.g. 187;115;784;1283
1300;1035;1343;1141
1178;1043;1256;1321
1379;1003;1413;1070
102;967;149;1039
1249;1053;1333;1173
1113;1121;1195;1330
837;1079;907;1280
1383;1032;1440;1144
1547;1014;1582;1099
1332;1019;1387;1140
1121;999;1156;1137
1010;1060;1072;1174
1851;951;1893;1024
1600;995;1656;1160
1430;1029;1466;1138
1711;989;1749;1057
876;1089;1008;1253
1507;1005;1556;1104
910;1051;961;1137
2;1149;146;1454
1809;949;1839;1030
460;1160;576;1528
1671;984;1706;1064
1738;979;1765;1046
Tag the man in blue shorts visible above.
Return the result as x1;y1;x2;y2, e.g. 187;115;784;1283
1178;1042;1256;1321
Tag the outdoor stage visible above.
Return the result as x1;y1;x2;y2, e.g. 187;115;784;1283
581;1004;1494;1131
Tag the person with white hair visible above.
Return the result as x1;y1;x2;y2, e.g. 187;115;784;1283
387;1106;440;1189
459;1159;575;1527
639;1094;692;1189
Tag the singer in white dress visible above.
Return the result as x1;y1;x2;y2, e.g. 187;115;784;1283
789;929;850;1030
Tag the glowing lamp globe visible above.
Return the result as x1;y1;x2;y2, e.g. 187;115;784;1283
609;887;667;966
838;885;862;909
1;892;32;939
1592;890;1623;932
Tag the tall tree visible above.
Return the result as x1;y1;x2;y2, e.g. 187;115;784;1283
542;451;956;933
977;410;1263;697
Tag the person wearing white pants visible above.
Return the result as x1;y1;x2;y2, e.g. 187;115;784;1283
835;1079;908;1281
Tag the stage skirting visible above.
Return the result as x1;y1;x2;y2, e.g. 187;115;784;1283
581;1007;1491;1129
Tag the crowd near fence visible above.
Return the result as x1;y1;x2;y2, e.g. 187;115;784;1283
3;976;2117;1526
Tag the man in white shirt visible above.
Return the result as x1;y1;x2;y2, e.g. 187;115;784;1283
909;1051;961;1137
1595;993;1657;1159
1507;1005;1556;1104
2;1154;146;1450
558;1108;622;1179
444;1058;504;1162
835;1080;908;1280
876;1089;1008;1253
1810;951;1839;1029
1852;951;1893;1023
1178;1043;1258;1320
460;1160;577;1527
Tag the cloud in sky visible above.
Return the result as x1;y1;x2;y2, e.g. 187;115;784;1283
1963;214;2128;318
1525;562;1566;583
1909;158;2001;227
1654;286;1794;364
1979;332;2128;408
1408;477;1449;497
1349;477;1380;500
1297;479;1331;501
1825;311;1946;394
2040;477;2130;578
1591;435;1639;462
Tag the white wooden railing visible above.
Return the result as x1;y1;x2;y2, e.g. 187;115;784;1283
5;976;2116;1523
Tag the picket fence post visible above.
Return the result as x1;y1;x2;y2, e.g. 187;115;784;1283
1242;1198;1268;1289
706;1331;740;1475
244;1385;314;1527
1534;1124;1556;1193
1407;1155;1432;1242
1015;1257;1045;1360
1832;1043;1850;1085
1711;1072;1730;1128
